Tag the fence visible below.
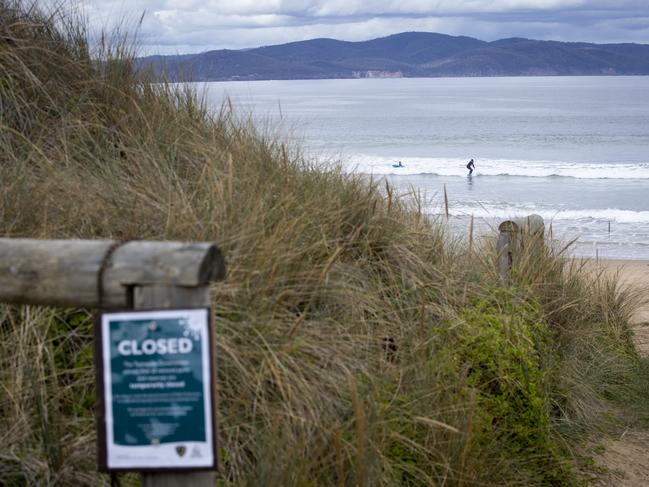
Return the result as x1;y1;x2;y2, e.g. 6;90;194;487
0;238;225;487
0;218;544;484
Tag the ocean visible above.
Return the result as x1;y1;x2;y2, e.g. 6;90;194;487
202;76;649;260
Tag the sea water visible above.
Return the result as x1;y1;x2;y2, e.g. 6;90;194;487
202;77;649;260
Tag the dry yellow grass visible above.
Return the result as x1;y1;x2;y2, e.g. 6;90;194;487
1;2;648;486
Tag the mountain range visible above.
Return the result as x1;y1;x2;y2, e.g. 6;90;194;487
138;31;649;81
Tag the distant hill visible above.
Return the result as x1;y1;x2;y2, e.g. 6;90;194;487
138;31;649;81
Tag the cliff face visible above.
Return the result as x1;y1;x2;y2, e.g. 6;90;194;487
352;70;403;78
138;32;649;81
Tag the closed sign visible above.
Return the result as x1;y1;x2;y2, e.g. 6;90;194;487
96;308;216;471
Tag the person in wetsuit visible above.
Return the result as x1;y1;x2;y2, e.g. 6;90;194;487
466;158;475;175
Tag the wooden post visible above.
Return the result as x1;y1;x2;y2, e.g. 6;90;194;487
497;228;514;286
497;214;544;285
136;285;216;487
0;238;225;487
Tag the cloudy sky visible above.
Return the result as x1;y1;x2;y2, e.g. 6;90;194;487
78;0;649;55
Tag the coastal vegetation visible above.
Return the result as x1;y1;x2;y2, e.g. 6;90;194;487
1;2;648;485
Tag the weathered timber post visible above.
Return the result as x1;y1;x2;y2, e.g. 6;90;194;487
0;238;225;487
497;214;544;285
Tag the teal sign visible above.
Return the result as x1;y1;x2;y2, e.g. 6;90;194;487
99;309;215;470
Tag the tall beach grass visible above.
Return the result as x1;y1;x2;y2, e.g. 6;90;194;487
1;2;648;485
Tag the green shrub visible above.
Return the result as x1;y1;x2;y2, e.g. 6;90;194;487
452;292;575;484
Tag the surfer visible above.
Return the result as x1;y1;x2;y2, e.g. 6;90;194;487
466;158;475;175
392;160;404;168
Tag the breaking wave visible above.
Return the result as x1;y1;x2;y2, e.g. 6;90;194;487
440;204;649;224
347;155;649;179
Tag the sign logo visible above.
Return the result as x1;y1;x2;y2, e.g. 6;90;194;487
176;446;187;457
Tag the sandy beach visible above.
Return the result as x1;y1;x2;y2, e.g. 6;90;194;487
588;259;649;487
591;259;649;338
592;259;649;289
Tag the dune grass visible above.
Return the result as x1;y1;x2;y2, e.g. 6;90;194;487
1;2;649;485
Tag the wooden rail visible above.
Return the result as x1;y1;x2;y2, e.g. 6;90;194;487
0;239;224;308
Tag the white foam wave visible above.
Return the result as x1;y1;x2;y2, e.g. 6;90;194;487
442;204;649;224
346;155;649;179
